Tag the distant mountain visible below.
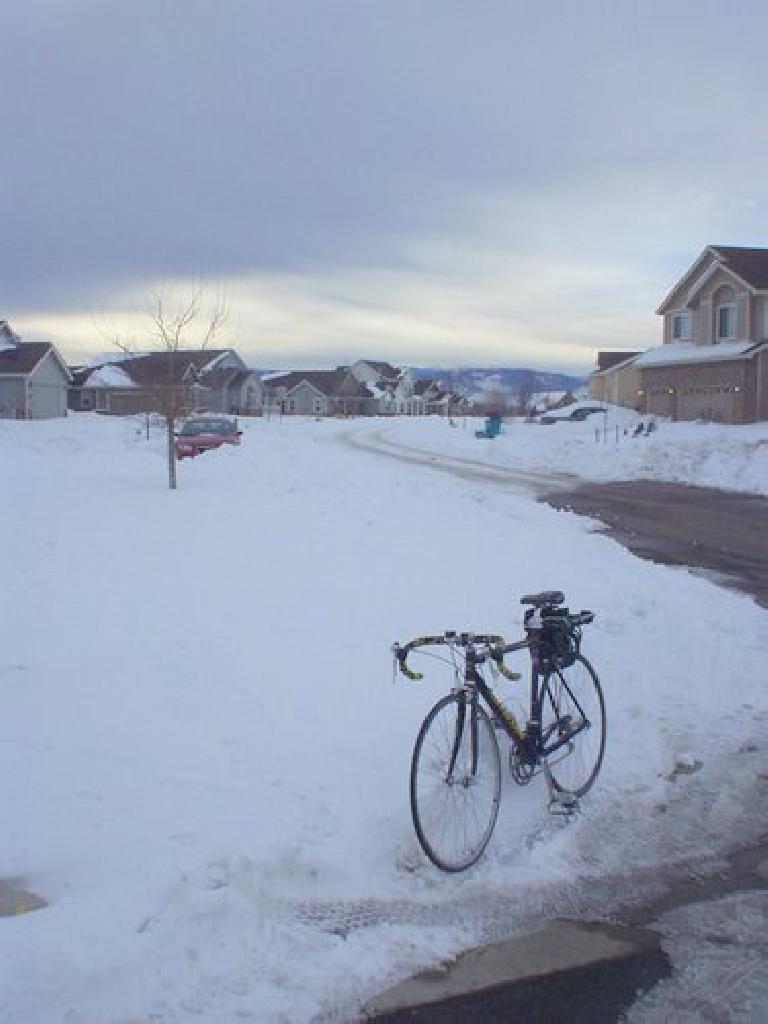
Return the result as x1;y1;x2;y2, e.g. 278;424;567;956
412;366;587;402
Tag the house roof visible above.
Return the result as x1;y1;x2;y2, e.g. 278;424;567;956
359;360;399;379
0;320;22;350
657;245;768;315
0;341;70;378
268;370;372;398
84;364;138;388
634;340;762;369
709;246;768;290
84;349;235;387
596;351;641;372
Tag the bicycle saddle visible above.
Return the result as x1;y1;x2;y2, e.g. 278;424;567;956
520;590;565;608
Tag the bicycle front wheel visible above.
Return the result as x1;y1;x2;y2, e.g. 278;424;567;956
410;693;501;872
540;654;606;797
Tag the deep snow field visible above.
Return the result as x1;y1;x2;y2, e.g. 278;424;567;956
1;411;767;1022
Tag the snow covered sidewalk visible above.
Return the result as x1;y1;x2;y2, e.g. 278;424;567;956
1;413;766;1022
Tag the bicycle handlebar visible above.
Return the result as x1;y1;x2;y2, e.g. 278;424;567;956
392;610;594;681
392;632;522;682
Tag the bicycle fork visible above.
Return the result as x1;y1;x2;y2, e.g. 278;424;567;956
446;691;479;785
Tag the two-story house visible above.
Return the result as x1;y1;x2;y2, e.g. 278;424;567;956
641;246;768;422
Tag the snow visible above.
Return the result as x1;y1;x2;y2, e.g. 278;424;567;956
634;340;758;367
537;399;606;420
1;412;767;1022
529;390;570;410
376;408;768;495
83;364;138;388
629;892;768;1022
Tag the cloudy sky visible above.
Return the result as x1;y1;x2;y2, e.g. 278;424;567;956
4;0;768;371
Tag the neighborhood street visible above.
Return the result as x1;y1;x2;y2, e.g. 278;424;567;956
342;425;768;609
543;479;768;609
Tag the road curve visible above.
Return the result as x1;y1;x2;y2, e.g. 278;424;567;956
338;425;573;493
339;424;768;609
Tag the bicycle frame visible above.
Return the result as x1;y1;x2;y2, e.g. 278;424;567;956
461;639;591;770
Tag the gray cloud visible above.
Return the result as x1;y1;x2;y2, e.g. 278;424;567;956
4;0;768;364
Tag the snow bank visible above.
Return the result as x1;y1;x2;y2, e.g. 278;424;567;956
378;409;768;495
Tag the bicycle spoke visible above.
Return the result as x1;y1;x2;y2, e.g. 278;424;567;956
540;655;605;797
411;695;501;871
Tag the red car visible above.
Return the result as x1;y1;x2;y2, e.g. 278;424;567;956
175;416;243;460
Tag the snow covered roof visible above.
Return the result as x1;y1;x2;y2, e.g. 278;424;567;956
84;364;138;388
634;341;761;369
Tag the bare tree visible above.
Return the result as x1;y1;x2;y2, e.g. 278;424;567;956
105;284;228;489
477;388;512;417
515;382;534;418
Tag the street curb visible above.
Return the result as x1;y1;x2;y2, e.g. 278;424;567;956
362;919;671;1023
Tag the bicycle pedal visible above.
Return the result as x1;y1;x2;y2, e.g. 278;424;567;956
548;793;579;817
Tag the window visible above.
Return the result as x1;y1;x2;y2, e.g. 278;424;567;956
671;313;690;340
717;304;736;340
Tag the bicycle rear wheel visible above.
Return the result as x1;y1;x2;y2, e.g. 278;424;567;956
410;693;501;872
540;654;605;797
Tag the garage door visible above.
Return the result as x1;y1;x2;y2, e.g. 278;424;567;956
678;386;735;423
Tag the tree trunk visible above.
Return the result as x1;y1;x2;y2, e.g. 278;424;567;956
166;414;177;490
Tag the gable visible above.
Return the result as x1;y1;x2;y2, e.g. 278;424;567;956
286;380;326;400
658;245;768;315
0;342;71;380
710;246;768;289
656;247;717;314
29;347;73;385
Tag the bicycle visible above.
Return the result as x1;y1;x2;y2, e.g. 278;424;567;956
392;590;606;872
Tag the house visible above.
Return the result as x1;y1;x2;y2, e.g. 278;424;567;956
261;369;376;416
348;360;400;387
260;360;463;417
528;390;578;415
416;379;463;415
646;245;768;422
588;353;641;409
0;321;71;419
73;349;260;416
363;366;462;416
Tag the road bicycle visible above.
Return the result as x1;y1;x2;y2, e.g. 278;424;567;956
392;590;606;872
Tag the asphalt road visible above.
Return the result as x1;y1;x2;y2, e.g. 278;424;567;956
541;479;768;609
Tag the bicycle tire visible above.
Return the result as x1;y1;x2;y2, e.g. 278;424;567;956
539;653;606;797
410;693;501;872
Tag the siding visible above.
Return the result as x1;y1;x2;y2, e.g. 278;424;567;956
28;351;69;418
0;377;26;418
